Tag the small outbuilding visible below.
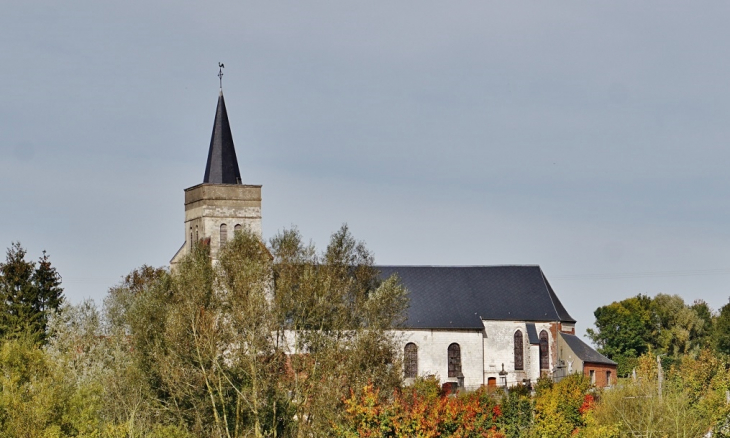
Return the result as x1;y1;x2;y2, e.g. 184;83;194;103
556;332;617;388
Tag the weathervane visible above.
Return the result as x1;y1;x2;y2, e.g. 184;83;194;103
218;62;225;89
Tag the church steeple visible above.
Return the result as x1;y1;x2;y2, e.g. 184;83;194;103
171;76;262;268
203;90;242;185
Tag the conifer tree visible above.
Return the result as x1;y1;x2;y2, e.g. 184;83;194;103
0;242;64;343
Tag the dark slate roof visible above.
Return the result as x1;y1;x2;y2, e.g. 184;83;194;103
377;265;576;329
560;333;617;366
525;323;540;344
203;91;242;185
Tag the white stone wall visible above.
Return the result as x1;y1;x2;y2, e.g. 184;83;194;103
394;322;562;390
481;321;556;387
394;329;485;390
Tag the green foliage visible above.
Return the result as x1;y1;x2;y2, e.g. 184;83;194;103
588;293;719;376
0;335;102;437
691;299;714;350
651;294;707;356
530;373;591;438
12;232;730;436
715;299;730;356
496;384;533;438
587;294;654;360
610;354;639;378
268;225;408;436
0;242;63;343
95;225;408;437
584;351;730;438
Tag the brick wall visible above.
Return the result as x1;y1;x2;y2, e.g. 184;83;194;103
584;362;617;388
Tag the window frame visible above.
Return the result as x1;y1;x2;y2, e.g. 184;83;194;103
220;223;228;246
447;343;461;378
514;330;524;371
404;343;418;379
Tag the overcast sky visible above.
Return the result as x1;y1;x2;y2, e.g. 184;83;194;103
2;1;730;340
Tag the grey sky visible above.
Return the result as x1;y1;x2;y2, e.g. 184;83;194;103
2;1;730;340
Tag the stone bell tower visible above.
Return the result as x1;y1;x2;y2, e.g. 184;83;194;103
170;89;262;267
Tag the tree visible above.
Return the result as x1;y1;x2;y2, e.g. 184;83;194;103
0;334;103;437
587;295;654;359
588;293;716;375
0;242;63;343
530;374;592;438
497;384;533;438
108;225;408;437
651;293;706;356
691;299;714;350
270;225;408;437
714;299;730;356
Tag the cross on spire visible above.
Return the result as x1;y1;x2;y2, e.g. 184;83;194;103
218;62;225;89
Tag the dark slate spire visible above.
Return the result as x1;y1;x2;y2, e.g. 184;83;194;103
203;91;242;184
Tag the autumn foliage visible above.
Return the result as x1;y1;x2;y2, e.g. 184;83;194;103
335;377;504;438
334;373;607;438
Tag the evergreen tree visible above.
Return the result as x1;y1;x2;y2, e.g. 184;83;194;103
0;242;64;343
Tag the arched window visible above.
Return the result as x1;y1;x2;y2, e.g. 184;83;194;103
447;343;461;377
195;225;199;242
404;343;418;378
539;330;549;370
234;224;242;235
514;330;524;371
190;227;193;249
220;224;228;246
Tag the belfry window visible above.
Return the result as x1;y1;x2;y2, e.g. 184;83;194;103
514;330;524;371
448;343;461;378
404;343;418;379
234;224;242;235
220;224;228;246
539;330;549;370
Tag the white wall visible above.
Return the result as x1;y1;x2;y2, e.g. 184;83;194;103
394;329;485;390
481;321;557;387
395;322;561;390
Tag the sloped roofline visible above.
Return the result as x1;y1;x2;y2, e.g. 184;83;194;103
560;332;617;366
377;265;577;329
539;269;576;323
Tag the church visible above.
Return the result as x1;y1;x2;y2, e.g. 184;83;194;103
170;87;617;390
